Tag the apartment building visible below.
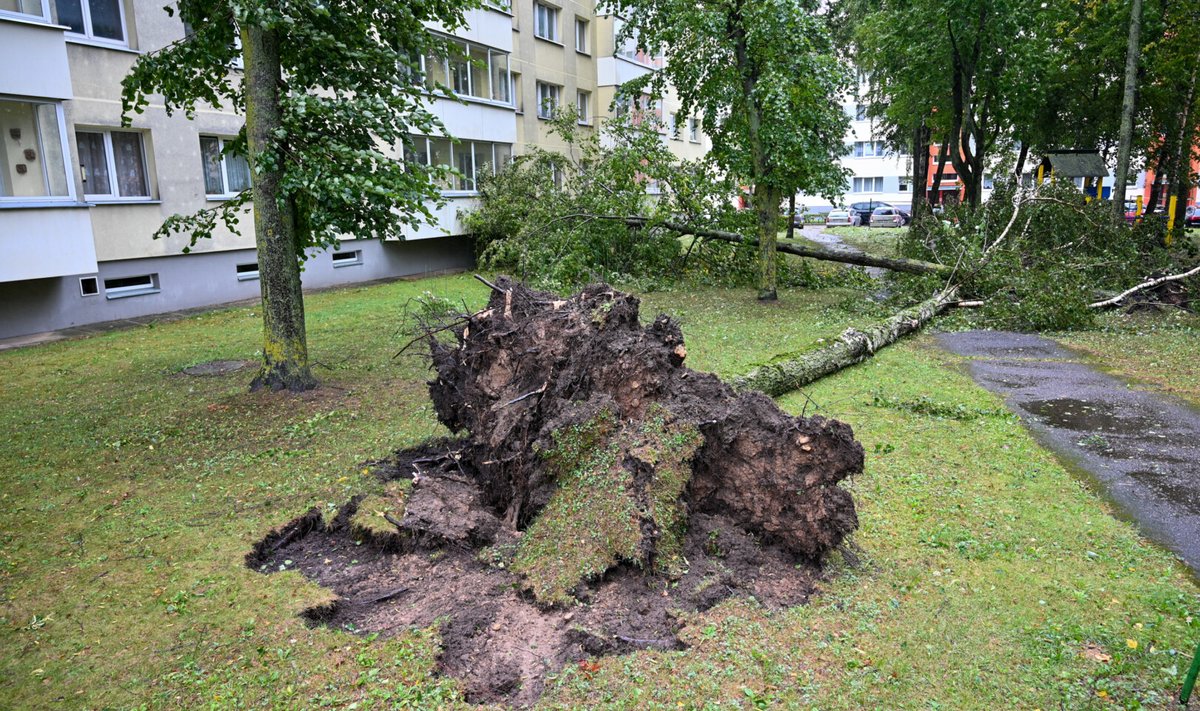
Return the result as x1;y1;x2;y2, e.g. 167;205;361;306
0;1;711;340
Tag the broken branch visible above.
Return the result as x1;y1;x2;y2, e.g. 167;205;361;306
1089;264;1200;309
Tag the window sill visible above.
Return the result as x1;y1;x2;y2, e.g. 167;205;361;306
206;195;245;202
65;36;140;54
0;200;89;210
440;190;481;198
0;14;69;30
85;198;161;205
458;94;517;111
534;35;564;47
105;287;159;300
576;50;591;57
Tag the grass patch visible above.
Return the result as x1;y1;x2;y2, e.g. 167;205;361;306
825;225;907;257
0;272;1196;708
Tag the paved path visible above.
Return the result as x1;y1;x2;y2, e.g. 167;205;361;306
792;225;886;278
940;331;1200;576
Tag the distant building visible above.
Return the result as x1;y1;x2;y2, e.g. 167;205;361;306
0;2;710;340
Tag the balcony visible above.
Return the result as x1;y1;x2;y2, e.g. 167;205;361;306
0;14;73;100
0;205;98;282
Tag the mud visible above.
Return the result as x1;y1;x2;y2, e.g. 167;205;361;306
940;330;1200;576
248;487;822;707
249;280;863;706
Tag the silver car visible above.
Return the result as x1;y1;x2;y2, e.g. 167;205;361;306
825;209;860;227
869;206;905;228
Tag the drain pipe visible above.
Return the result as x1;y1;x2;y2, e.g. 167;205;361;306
1183;638;1200;705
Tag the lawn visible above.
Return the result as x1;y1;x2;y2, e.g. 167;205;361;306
1;273;1197;709
824;225;907;257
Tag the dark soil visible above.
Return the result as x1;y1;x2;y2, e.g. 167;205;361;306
248;279;863;706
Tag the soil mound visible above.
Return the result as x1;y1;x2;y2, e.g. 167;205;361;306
249;279;863;706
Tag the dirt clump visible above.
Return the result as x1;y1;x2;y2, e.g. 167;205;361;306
248;279;863;706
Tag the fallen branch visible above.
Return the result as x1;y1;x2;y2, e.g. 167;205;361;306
1088;264;1200;309
731;287;959;397
589;215;951;275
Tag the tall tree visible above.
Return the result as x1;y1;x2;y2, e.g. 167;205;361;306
122;0;474;390
606;0;851;301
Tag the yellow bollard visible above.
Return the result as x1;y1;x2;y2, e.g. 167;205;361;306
1037;164;1045;185
1136;195;1143;216
1167;194;1177;247
1084;176;1093;203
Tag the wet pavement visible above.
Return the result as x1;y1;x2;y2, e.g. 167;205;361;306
939;331;1200;575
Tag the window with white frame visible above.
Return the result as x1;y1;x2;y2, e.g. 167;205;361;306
855;104;868;121
536;81;560;119
0;98;71;200
199;135;252;198
852;140;887;158
576;90;590;124
76;130;151;199
668;112;679;139
534;3;559;42
899;176;911;192
688;117;700;142
0;0;50;21
575;17;588;53
852;176;884;192
103;273;159;299
56;0;127;45
406;135;512;193
422;39;511;105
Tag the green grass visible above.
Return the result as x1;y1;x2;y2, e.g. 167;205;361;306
1;273;1197;709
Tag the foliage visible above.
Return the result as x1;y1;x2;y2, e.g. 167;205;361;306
121;0;475;255
891;181;1174;330
463;110;786;291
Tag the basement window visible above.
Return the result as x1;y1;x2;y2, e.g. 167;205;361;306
103;274;158;299
79;276;99;296
236;262;260;281
331;250;362;267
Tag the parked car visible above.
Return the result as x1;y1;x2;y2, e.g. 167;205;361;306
825;208;860;227
850;200;910;226
1186;205;1200;228
869;206;905;228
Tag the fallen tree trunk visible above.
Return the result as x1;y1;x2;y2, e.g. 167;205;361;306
609;215;951;276
731;287;958;397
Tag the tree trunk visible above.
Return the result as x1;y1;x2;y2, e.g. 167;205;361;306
1113;0;1144;217
754;183;782;300
1015;142;1029;183
910;119;931;219
731;288;958;397
1168;62;1198;232
1145;139;1172;216
242;24;317;392
931;138;950;206
786;193;796;241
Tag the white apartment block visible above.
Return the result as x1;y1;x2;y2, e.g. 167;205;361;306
0;0;711;340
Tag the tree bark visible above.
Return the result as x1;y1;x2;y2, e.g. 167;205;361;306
786;193;796;241
910;119;931;219
731;287;958;397
1113;0;1144;217
931;137;951;206
243;24;317;392
1168;62;1198;232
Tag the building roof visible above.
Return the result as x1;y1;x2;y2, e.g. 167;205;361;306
1042;151;1108;178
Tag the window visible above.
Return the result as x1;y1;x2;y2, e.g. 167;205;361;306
79;276;99;296
852;140;888;158
688;117;700;143
534;3;559;42
575;18;588;53
331;250;362;267
667;112;678;139
0;99;71;200
236;263;259;281
576;91;590;124
899;176;911;192
536;82;560;119
855;104;868;121
104;274;159;299
57;0;127;45
0;0;49;21
852;176;884;192
407;135;512;193
77;130;150;199
422;39;511;105
199;136;251;198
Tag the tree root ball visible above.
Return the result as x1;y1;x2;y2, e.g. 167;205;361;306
425;278;862;602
